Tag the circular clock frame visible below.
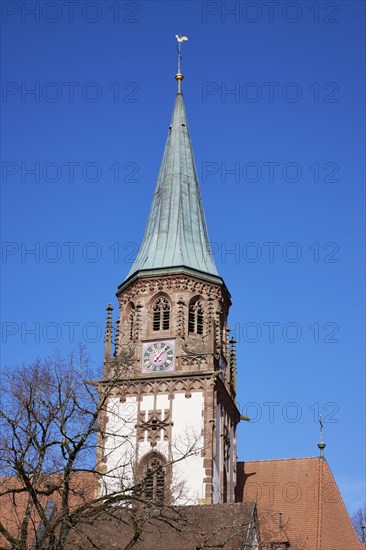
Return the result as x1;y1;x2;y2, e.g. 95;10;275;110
142;341;175;373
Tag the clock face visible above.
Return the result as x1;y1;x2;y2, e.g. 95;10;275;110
141;340;175;373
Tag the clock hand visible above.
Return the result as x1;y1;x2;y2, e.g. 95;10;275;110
152;351;160;362
154;350;164;362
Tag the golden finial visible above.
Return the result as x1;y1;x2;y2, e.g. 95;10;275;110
175;34;188;94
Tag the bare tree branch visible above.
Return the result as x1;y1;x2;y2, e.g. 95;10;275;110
0;349;215;550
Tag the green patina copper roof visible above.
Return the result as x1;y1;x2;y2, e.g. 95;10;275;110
126;84;219;280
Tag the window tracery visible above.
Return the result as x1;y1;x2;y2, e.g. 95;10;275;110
188;299;204;335
152;296;170;331
138;452;166;504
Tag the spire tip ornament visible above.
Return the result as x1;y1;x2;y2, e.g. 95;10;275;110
317;415;326;458
175;34;188;94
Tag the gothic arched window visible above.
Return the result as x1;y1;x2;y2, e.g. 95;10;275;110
138;452;166;504
152;296;170;331
188;299;204;335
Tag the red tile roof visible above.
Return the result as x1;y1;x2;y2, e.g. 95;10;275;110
0;476;255;549
0;473;96;547
1;459;362;549
236;457;362;550
66;503;256;549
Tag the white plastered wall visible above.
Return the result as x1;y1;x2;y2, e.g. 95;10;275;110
138;394;170;459
171;392;205;504
101;395;138;494
102;390;205;504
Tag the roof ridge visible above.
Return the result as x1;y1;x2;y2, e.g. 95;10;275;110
240;456;321;464
320;459;364;548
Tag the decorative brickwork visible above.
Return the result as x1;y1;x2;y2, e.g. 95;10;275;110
137;409;172;447
117;274;228;306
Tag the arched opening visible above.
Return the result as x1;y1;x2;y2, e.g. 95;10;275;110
188;299;204;335
152;296;170;332
137;452;167;504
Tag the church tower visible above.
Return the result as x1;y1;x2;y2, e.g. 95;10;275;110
98;59;240;506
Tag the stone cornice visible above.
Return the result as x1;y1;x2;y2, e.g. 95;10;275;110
119;266;225;291
98;369;220;385
116;270;231;309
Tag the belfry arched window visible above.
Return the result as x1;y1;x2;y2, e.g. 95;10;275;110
188;299;204;335
152;296;170;331
138;452;166;504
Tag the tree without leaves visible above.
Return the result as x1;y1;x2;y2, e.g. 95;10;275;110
0;349;202;550
0;350;309;550
352;505;366;542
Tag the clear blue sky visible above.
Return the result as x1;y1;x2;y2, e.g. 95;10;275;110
1;0;365;516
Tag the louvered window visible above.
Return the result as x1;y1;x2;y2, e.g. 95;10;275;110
152;297;170;331
189;300;204;335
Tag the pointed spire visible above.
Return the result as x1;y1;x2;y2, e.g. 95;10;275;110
126;42;219;282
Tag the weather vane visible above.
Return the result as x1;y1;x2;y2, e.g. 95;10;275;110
317;415;326;458
175;34;188;75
